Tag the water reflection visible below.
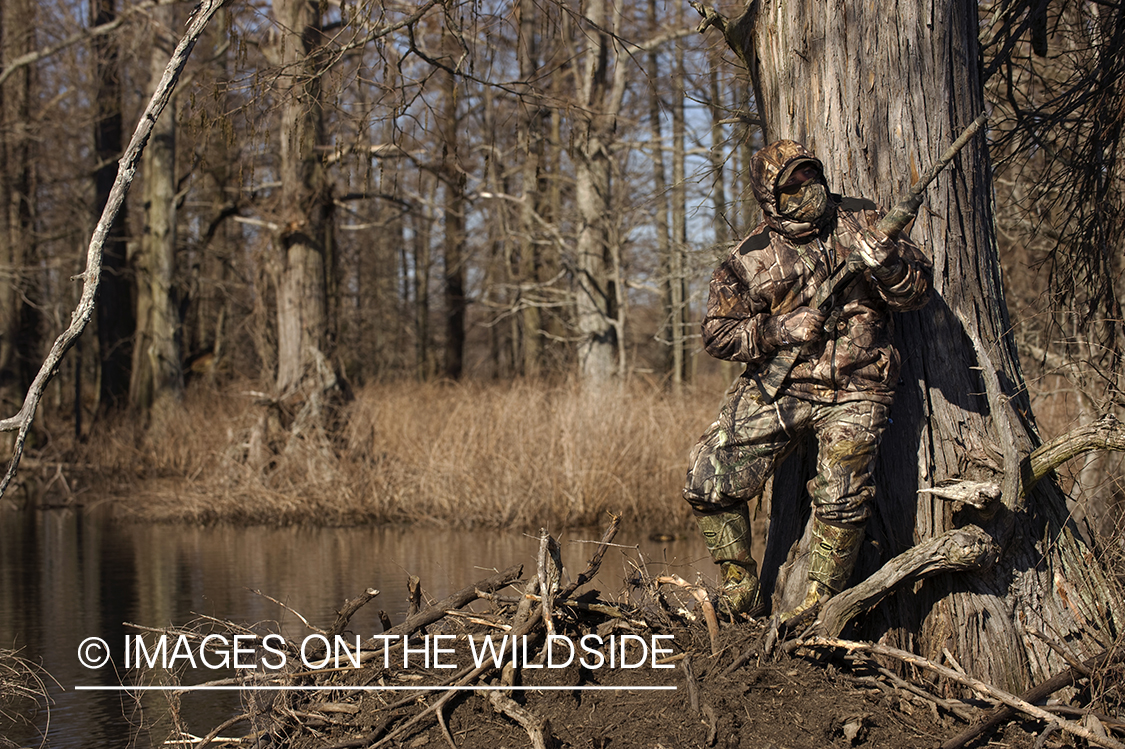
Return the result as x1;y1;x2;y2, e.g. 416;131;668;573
0;509;709;747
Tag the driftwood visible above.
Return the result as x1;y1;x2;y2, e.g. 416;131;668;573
380;565;523;640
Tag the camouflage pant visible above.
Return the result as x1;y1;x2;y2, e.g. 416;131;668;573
683;376;889;527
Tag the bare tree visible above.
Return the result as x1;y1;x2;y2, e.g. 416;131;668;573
0;0;37;413
92;0;134;411
130;0;184;418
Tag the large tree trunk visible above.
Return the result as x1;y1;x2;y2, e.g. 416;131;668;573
273;0;333;411
438;31;466;381
571;0;626;383
0;0;37;414
515;0;543;379
131;0;184;418
92;0;134;411
704;0;1125;692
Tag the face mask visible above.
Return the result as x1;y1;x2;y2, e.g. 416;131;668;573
778;178;829;222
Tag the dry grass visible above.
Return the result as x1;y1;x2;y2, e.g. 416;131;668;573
0;648;50;743
63;377;724;529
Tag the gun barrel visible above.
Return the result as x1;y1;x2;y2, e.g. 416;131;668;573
876;111;988;239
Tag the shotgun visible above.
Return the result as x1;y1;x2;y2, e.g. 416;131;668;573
751;111;989;403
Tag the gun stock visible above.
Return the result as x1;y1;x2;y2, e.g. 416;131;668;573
751;112;987;403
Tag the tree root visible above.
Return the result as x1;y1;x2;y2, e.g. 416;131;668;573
485;690;556;749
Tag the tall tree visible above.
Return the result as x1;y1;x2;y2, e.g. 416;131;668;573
92;0;134;410
438;24;466;381
272;0;333;414
698;0;1125;692
0;0;37;412
571;0;626;382
131;0;184;417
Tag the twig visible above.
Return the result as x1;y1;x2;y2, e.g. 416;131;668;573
941;647;1125;749
251;589;325;635
655;575;719;656
436;701;458;749
802;636;1125;749
190;712;249;749
557;513;621;600
874;665;975;722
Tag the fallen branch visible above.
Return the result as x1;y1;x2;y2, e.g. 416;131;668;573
327;588;380;638
377;564;523;641
941;647;1125;749
655;575;719;655
816;525;999;638
486;689;556;749
802;636;1125;749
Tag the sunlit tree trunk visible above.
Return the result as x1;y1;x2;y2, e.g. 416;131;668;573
131;0;184;416
669;8;689;389
572;0;626;382
273;0;332;405
706;0;1125;692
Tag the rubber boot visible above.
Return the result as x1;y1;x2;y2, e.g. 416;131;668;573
695;505;765;617
778;518;864;623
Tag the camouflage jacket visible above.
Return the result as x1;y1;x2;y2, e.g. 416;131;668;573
703;141;932;404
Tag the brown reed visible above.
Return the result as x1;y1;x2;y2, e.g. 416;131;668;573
65;376;726;529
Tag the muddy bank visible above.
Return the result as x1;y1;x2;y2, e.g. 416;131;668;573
160;525;1090;749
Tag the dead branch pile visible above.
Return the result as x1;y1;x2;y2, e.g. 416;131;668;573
144;516;1123;749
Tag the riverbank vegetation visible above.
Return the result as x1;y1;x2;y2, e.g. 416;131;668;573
0;648;50;741
15;375;725;530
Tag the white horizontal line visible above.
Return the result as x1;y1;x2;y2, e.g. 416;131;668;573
75;685;677;692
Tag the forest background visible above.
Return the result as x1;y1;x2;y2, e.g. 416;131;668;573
0;0;1122;538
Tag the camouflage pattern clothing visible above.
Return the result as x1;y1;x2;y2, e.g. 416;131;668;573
684;378;887;526
703;140;932;406
684;140;932;527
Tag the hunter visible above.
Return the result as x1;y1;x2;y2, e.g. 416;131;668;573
683;139;932;621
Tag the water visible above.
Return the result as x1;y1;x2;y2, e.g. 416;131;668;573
0;508;708;747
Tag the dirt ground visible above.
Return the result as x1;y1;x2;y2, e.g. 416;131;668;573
217;593;1054;749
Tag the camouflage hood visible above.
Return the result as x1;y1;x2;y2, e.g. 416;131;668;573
749;140;835;236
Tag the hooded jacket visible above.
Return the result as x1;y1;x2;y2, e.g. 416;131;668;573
703;140;932;404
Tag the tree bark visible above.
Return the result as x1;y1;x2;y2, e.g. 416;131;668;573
131;0;184;417
700;0;1125;693
669;5;689;389
92;0;134;411
438;30;465;381
516;0;543;378
0;0;37;412
273;0;333;408
571;0;626;383
647;0;672;385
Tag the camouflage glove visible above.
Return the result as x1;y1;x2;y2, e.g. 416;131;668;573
762;307;827;349
855;228;898;269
